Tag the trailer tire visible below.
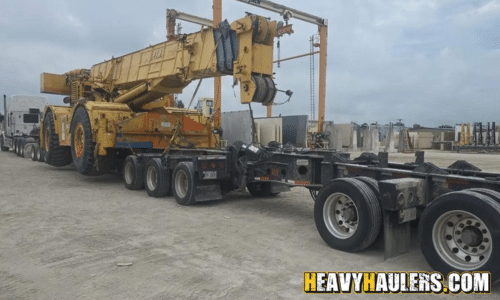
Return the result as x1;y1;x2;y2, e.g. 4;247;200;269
467;188;500;204
71;107;97;175
19;139;26;158
145;158;170;198
314;178;382;252
38;147;45;162
0;137;9;151
247;182;279;197
355;176;380;198
43;111;73;167
123;155;144;190
172;162;197;206
418;191;500;284
14;138;20;156
31;144;39;161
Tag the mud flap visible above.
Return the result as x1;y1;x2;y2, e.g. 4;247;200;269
383;210;410;260
194;181;223;202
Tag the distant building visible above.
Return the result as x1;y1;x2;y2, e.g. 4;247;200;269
407;127;455;149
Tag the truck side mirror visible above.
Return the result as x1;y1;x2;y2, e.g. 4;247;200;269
63;97;71;104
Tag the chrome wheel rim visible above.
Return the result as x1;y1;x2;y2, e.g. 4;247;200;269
323;192;359;239
175;170;189;198
124;161;134;185
147;166;158;191
432;210;492;270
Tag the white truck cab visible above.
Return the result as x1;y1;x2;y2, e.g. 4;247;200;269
1;94;48;153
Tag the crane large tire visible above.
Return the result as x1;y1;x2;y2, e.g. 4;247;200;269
419;191;500;284
247;182;279;197
172;162;197;206
144;158;171;198
71;107;98;175
0;137;9;151
43;111;72;167
314;178;382;252
123;155;144;190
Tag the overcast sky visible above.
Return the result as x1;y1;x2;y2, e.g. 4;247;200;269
1;0;499;127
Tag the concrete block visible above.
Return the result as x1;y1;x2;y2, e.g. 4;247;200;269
350;128;358;151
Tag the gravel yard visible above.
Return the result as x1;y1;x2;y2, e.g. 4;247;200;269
1;149;499;299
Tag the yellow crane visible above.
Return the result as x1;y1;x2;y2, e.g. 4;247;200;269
40;12;281;175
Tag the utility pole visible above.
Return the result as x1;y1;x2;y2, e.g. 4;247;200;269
213;0;222;131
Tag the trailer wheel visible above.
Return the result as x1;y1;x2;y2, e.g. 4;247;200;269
314;178;382;252
19;139;26;158
355;176;380;198
71;107;97;175
44;111;73;167
123;155;144;190
0;137;9;151
31;144;39;161
418;191;500;283
467;188;500;204
38;147;45;162
172;162;197;206
247;182;279;197
14;138;20;156
145;158;171;198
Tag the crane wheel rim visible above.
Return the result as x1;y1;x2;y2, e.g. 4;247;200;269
175;169;189;198
146;166;158;191
73;123;85;159
323;192;359;239
44;127;50;152
432;209;492;270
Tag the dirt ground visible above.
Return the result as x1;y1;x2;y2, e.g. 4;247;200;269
1;149;499;299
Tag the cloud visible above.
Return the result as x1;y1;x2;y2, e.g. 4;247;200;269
1;0;499;128
453;0;500;26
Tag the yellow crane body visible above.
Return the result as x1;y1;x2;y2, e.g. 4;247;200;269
39;14;280;174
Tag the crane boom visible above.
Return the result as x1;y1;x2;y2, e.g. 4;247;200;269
41;14;279;110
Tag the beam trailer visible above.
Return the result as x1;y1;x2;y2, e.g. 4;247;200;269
130;144;500;282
